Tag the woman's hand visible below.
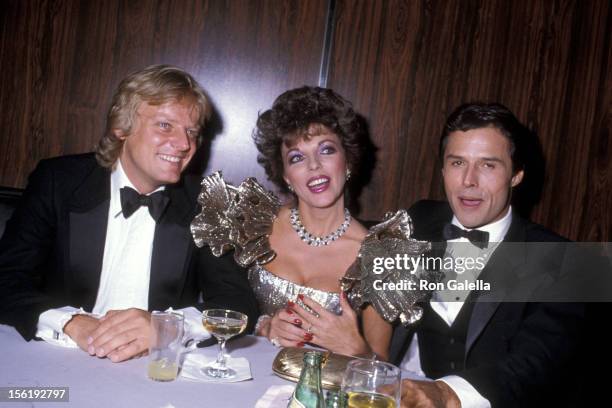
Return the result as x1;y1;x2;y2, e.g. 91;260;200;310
292;293;370;357
266;301;311;347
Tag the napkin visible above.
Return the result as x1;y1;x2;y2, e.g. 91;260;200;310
169;307;211;340
254;385;295;408
180;353;252;383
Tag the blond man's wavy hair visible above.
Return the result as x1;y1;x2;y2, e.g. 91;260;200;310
95;64;211;168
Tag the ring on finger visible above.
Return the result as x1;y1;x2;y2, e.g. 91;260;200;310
307;324;314;334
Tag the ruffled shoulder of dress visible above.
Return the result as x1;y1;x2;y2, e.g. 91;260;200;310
190;171;280;267
341;210;439;326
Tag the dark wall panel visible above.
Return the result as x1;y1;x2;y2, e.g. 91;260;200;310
328;0;611;240
0;0;327;190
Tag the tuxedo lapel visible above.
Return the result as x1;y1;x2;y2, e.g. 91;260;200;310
67;164;111;309
465;216;528;355
389;323;416;365
465;247;521;354
148;181;195;310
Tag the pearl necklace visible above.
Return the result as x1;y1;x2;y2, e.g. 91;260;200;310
289;207;351;247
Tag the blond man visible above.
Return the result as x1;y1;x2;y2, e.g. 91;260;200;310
0;65;258;362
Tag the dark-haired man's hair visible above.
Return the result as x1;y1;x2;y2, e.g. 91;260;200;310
439;103;530;174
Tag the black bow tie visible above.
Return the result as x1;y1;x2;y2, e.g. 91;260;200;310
442;223;489;249
120;187;169;221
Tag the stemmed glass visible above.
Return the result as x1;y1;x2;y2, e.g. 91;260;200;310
201;309;248;379
341;359;401;408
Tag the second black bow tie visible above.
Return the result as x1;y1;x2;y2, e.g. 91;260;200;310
442;223;489;249
120;187;169;222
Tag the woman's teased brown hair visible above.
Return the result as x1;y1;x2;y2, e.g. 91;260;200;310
253;86;366;194
95;64;211;168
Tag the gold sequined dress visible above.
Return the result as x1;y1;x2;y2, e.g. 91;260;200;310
248;264;342;316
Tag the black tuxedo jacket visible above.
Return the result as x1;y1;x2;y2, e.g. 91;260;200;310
0;153;258;339
389;200;588;407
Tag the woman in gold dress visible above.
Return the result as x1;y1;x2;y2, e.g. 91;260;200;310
249;86;391;359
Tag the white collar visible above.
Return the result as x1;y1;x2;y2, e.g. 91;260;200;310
451;206;513;243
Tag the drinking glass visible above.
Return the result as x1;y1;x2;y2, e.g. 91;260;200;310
147;311;184;381
341;359;401;408
201;309;248;379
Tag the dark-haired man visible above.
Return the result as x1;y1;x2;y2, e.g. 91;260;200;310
0;65;258;362
391;103;586;407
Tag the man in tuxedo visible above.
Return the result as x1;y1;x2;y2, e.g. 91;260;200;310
0;65;258;363
391;103;586;407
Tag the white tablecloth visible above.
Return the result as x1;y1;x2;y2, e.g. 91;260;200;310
0;324;290;407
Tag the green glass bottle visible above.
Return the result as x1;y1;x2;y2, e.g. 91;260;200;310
287;351;325;408
325;390;348;408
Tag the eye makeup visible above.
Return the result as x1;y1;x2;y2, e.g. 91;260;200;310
287;151;303;164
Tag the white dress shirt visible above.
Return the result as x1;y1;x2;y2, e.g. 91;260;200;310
35;160;207;347
93;160;159;315
401;207;513;408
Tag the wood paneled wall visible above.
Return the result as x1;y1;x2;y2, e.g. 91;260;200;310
327;0;611;241
0;0;609;241
0;0;327;188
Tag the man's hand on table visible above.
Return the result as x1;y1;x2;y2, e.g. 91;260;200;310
63;314;101;351
87;308;152;363
400;379;461;408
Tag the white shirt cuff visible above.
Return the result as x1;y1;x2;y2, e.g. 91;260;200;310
168;307;211;341
437;375;491;408
36;306;88;348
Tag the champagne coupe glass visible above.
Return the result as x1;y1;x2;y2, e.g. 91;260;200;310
201;309;248;379
341;359;401;408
